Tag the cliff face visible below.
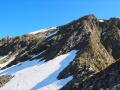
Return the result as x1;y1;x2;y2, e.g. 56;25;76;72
0;15;120;90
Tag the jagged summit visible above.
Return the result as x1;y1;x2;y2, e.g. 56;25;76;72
0;15;120;90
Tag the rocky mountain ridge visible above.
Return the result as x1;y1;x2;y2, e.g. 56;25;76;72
0;15;120;90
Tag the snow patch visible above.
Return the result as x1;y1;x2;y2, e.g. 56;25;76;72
0;56;7;61
0;50;77;90
29;27;57;35
102;31;106;35
0;53;18;68
31;50;46;59
20;52;28;57
45;31;58;39
89;67;95;71
99;19;104;22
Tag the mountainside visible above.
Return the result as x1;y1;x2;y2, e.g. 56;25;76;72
0;15;120;90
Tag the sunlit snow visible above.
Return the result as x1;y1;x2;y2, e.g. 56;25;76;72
99;19;104;22
0;56;7;61
29;27;57;35
0;50;77;90
0;53;18;68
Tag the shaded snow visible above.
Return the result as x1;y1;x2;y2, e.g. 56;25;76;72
0;50;77;90
29;27;57;35
0;60;44;76
38;76;73;90
102;29;118;36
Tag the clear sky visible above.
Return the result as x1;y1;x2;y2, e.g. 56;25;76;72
0;0;120;37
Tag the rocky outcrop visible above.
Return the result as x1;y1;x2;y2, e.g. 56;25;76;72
78;59;120;90
58;15;118;90
0;75;13;87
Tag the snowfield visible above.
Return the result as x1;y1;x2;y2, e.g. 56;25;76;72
0;50;77;90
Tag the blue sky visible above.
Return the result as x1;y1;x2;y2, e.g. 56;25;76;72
0;0;120;37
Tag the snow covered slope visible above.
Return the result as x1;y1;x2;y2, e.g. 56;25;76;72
0;50;77;90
